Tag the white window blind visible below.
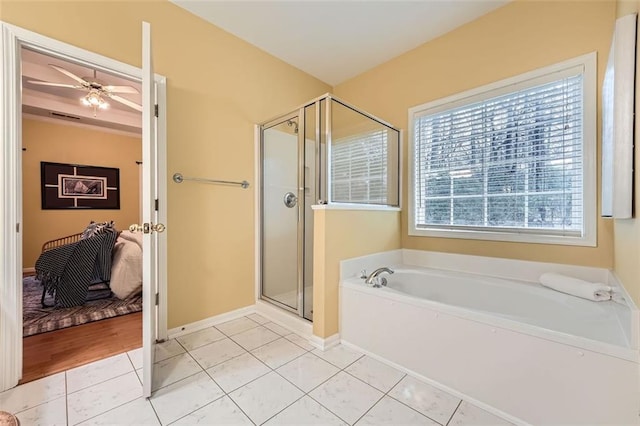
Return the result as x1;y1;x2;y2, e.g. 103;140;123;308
331;130;388;204
413;71;585;237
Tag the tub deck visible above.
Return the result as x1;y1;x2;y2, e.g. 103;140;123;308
378;267;629;349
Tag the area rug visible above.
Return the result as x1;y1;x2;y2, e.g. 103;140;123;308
23;276;142;337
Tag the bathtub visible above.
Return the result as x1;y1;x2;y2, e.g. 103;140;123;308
381;268;628;349
340;258;639;425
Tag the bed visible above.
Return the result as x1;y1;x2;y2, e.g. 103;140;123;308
35;222;143;308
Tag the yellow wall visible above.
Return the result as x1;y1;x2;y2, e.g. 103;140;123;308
1;1;331;328
334;0;616;268
613;0;640;306
6;0;632;331
22;118;141;268
313;209;401;338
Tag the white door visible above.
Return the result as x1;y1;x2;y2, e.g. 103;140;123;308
141;21;159;398
0;21;167;393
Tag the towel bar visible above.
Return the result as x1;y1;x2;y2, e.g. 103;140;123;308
172;172;249;189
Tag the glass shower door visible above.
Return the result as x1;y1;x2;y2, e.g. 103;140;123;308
261;117;301;312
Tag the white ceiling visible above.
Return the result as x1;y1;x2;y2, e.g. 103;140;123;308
21;48;142;134
171;0;510;85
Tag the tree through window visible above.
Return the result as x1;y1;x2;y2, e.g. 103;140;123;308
410;55;596;245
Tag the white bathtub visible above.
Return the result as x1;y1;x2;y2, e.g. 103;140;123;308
340;258;639;425
381;268;628;349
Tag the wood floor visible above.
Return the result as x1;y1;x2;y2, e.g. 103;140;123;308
21;312;142;384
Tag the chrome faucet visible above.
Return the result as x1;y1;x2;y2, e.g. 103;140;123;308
364;267;394;287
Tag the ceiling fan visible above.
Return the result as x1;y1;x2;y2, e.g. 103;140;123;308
28;64;142;115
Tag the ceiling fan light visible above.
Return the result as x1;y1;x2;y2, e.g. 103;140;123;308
88;93;101;106
81;90;109;113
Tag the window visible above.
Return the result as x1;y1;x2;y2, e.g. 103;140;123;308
331;129;389;204
328;98;400;207
409;54;596;245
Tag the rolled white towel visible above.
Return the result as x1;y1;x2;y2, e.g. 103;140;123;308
539;273;612;301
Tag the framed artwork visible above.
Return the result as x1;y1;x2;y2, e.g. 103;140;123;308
41;162;120;209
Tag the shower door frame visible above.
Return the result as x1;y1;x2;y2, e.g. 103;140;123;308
256;93;400;320
258;110;306;317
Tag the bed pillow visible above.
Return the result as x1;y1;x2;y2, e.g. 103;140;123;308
110;232;142;300
81;221;116;239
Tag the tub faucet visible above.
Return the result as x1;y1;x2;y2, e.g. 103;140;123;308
365;267;394;287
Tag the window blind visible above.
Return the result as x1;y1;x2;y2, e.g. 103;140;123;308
331;130;388;204
414;74;584;236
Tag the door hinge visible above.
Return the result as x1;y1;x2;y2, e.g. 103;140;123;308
16;223;20;233
154;104;159;118
155;199;159;211
155;293;159;306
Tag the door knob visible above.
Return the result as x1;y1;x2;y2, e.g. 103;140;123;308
129;223;166;234
283;192;298;208
152;223;166;233
129;224;143;232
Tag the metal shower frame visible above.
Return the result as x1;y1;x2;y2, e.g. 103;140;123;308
257;93;401;318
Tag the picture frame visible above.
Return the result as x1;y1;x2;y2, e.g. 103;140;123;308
41;162;120;209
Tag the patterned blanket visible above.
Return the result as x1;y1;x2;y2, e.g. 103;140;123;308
35;229;117;308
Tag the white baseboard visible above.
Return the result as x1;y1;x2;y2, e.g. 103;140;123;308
167;301;318;347
167;305;255;339
340;340;527;426
309;333;340;351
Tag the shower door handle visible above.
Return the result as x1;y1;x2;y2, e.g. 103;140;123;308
283;192;298;208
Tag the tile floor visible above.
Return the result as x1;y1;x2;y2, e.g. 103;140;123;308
0;314;514;425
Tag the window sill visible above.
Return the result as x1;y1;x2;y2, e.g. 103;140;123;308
409;226;596;247
312;203;401;212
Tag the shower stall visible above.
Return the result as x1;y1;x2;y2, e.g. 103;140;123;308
258;94;400;321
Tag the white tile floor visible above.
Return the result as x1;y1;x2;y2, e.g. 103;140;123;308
0;314;514;425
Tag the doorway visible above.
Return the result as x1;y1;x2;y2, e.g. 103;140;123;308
20;46;144;382
0;21;167;392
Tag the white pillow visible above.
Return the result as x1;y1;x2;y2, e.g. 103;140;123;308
110;236;142;299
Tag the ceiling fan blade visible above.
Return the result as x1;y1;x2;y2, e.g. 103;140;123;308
49;64;89;86
109;94;143;112
103;85;139;94
27;80;83;89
